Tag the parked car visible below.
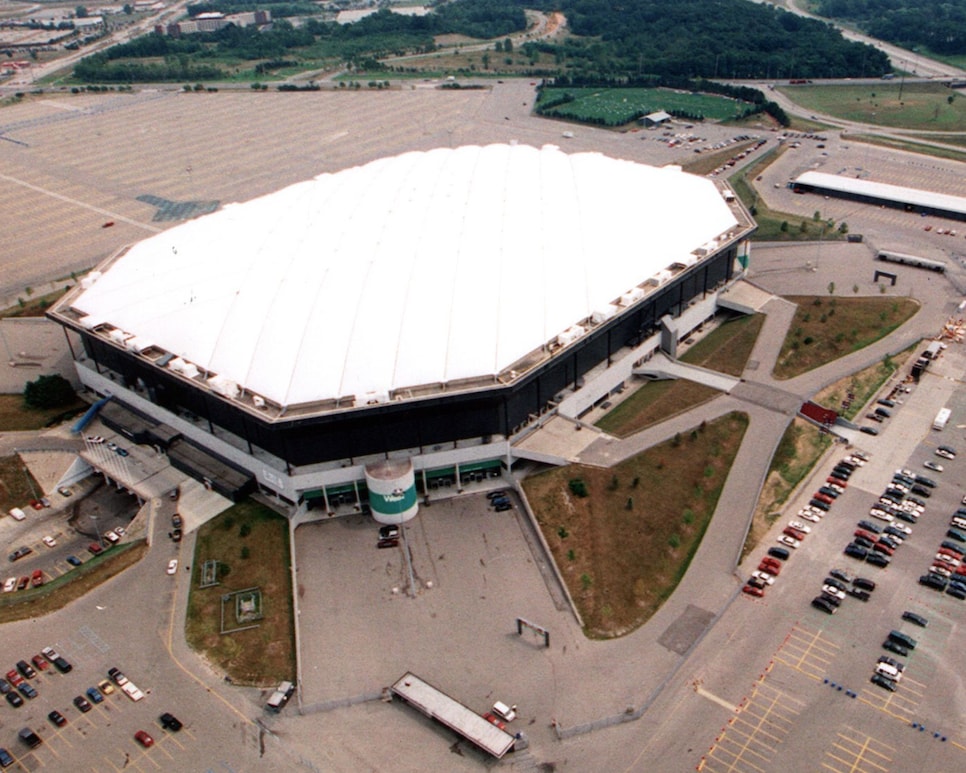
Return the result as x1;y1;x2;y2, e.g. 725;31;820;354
16;661;36;679
845;543;869;560
134;730;154;748
5;692;23;708
47;710;67;727
17;683;37;700
811;596;837;614
86;686;103;704
777;535;801;549
767;547;790;561
870;673;897;692
866;552;891;568
73;696;92;713
30;655;48;672
159;712;183;732
66;555;82;567
166;559;179;575
882;639;909;657
742;584;765;598
378;525;399;540
901;611;928;627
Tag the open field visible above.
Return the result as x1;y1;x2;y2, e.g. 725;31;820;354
185;501;295;685
0;394;86;430
777;81;966;131
774;295;919;379
525;411;748;638
536;87;752;125
844;132;966;160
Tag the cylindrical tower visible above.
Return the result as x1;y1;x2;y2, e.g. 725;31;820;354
365;458;418;524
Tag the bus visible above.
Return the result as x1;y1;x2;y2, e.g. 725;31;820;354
876;251;946;273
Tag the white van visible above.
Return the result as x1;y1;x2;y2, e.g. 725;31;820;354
8;508;26;521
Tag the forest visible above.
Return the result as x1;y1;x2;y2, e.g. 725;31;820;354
72;0;890;83
814;0;966;57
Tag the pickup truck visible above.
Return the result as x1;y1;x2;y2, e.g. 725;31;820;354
122;681;145;701
265;681;295;712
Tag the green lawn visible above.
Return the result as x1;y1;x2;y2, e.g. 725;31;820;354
777;82;966;131
537;87;752;125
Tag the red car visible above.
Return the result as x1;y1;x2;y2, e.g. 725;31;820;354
783;527;807;541
134;730;154;748
812;493;834;505
759;559;781;575
742;584;765;598
5;670;24;688
30;569;44;588
16;576;29;591
31;655;48;672
854;529;878;543
827;476;848;488
872;542;894;556
88;543;103;555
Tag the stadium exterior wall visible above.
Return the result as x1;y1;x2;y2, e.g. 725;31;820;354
61;245;737;504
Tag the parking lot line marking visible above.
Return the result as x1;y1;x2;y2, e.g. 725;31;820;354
695;684;740;712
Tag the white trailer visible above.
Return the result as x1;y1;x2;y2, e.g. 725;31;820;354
934;407;951;431
390;672;516;759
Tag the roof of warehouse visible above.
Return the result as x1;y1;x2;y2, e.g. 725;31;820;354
794;171;966;216
68;144;738;409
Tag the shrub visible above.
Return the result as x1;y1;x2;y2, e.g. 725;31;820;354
241;546;250;560
557;526;569;539
568;479;588;498
240;523;251;538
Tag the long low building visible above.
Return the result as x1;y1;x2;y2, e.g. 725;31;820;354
792;170;966;221
49;143;755;522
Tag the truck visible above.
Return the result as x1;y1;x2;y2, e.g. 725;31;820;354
122;681;145;701
933;407;951;431
265;681;295;712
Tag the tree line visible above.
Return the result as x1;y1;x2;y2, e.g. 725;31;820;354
814;0;966;57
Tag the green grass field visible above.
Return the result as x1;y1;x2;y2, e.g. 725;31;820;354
537;87;752;125
778;82;966;131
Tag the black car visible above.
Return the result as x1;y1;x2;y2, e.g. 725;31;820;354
823;577;847;592
860;426;879;435
848;588;871;602
853;536;875;550
830;568;854;584
882;639;909;657
870;673;897;692
902;611;928;627
877;398;896;408
845;543;869;560
809;499;831;512
947;585;966;600
884;527;908;541
914;475;937;488
73;696;92;713
767;547;790;561
908;496;927;508
485;490;507;500
894;510;918;524
159;712;183;732
17;728;41;749
5;692;23;708
832;466;853;479
910;485;931;498
919;573;948;591
376;538;398;549
378;525;399;540
811;596;837;614
857;520;883;534
47;710;67;727
495;503;512;511
866;552;891;568
817;486;840;499
16;661;36;680
853;576;876;592
52;657;72;674
948;529;966;543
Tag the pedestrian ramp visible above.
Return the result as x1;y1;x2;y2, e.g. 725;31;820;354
717;279;777;314
634;352;740;393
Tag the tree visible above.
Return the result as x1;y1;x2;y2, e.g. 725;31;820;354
123;3;133;13
504;37;513;53
23;374;75;409
481;52;490;69
75;6;89;18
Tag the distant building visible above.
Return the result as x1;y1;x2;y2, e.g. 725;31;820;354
640;111;672;128
156;9;270;37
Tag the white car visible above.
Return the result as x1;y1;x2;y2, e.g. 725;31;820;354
798;511;822;523
847;455;866;466
875;662;902;681
41;646;60;661
751;570;776;586
3;577;16;593
936;449;956;460
166;559;179;575
827;483;846;495
869;509;894;523
935;553;961;567
777;535;801;549
889;522;912;536
822;584;846;600
42;536;56;548
104;531;120;544
895;468;914;478
788;520;812;534
923;461;943;472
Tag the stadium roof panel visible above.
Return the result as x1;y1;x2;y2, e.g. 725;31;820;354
69;144;738;408
794;171;966;217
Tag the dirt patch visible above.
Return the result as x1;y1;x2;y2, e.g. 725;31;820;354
524;412;748;638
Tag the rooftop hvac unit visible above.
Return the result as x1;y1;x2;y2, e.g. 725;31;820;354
591;305;618;324
619;287;644;306
108;329;132;346
557;325;585;347
207;374;240;399
364;391;390;405
252;395;266;409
